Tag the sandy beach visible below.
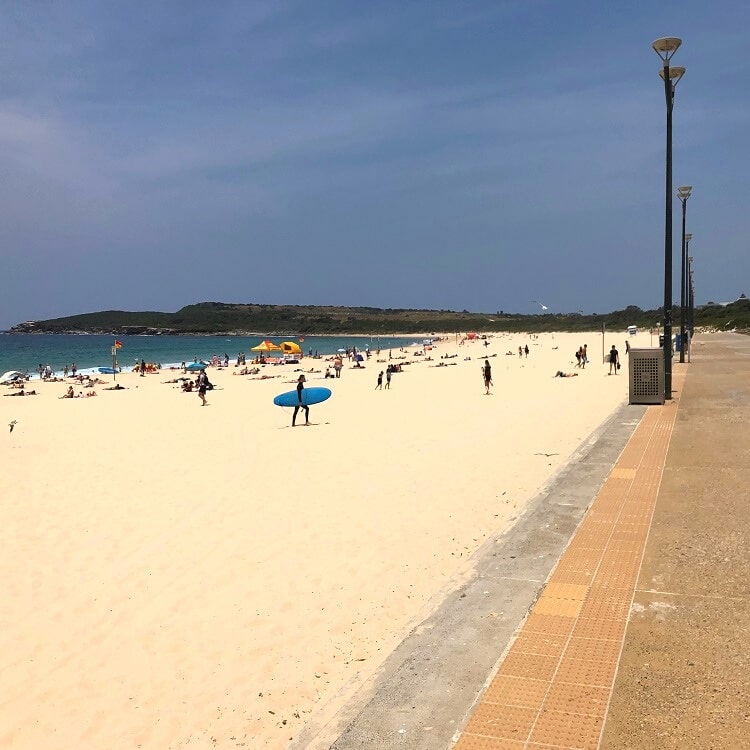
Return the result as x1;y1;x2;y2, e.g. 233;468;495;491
1;330;645;749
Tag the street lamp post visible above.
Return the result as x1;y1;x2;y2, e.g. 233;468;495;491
688;254;694;362
677;187;692;362
684;231;692;358
653;37;685;400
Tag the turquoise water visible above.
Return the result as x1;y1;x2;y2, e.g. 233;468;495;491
0;333;421;377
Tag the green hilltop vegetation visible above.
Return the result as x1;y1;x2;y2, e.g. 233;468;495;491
10;298;750;336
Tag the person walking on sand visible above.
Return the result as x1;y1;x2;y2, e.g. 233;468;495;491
197;368;209;405
140;358;146;377
376;371;383;390
524;344;529;358
385;368;392;389
292;374;309;426
483;359;493;395
609;345;620;375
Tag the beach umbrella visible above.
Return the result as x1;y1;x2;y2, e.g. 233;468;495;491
0;371;24;384
337;348;346;353
186;362;206;371
280;341;302;354
251;340;282;352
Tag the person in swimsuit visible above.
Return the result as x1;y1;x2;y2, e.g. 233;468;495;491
197;369;209;405
483;359;493;394
293;374;309;426
609;345;620;375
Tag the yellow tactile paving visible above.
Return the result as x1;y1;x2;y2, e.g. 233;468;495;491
453;374;684;750
532;596;584;619
609;467;636;480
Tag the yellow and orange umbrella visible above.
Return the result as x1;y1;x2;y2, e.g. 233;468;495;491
250;340;282;352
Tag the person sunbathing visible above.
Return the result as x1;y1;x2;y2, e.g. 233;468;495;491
554;371;579;378
5;389;37;396
60;386;75;399
104;383;126;390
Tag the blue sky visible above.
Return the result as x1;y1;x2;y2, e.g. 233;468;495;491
1;1;748;329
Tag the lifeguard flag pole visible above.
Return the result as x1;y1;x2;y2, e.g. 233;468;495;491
113;340;123;381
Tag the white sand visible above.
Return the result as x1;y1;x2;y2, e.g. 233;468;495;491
0;331;646;749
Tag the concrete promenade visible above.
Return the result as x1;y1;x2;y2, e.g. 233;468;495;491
303;333;749;749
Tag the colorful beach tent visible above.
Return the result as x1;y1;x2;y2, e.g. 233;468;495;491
280;341;302;354
251;340;282;352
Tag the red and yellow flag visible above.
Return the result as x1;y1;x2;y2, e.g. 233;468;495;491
114;340;123;349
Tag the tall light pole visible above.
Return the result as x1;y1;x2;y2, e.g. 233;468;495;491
684;231;692;358
677;186;692;362
653;37;685;400
687;254;694;362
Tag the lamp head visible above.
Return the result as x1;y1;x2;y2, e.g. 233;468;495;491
653;37;682;61
659;65;686;84
677;185;692;201
685;233;693;242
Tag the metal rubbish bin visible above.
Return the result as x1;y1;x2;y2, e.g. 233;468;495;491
629;348;665;405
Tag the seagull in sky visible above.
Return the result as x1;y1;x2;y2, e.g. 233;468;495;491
9;420;18;433
532;300;549;311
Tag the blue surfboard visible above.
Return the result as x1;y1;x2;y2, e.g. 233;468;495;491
273;386;332;407
98;367;119;374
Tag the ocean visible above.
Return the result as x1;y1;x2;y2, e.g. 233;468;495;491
0;333;423;377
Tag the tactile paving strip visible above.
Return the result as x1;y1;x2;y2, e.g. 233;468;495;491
453;372;685;749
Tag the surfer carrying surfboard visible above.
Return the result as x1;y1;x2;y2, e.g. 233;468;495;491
292;374;310;426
